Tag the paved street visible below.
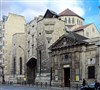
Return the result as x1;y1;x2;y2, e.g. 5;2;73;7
0;84;78;90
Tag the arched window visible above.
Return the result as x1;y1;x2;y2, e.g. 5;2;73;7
79;20;80;25
13;57;16;74
20;57;22;75
68;18;71;24
77;19;78;24
72;18;74;24
65;18;67;23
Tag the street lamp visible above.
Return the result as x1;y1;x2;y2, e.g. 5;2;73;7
19;45;26;79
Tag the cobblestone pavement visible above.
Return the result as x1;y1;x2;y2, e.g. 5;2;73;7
0;84;80;90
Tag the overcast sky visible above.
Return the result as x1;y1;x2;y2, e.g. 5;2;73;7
0;0;100;30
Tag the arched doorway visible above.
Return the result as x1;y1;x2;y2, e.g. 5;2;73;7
26;58;37;84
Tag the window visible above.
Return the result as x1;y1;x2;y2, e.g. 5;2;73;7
72;18;74;24
39;32;41;35
28;50;30;58
65;18;67;23
13;57;16;74
32;44;34;54
32;25;34;28
19;57;22;75
81;22;83;25
47;37;51;43
32;35;34;44
68;18;71;24
77;19;79;24
28;31;30;34
39;50;42;74
64;54;68;61
48;40;50;43
79;20;80;25
45;30;53;34
88;66;95;79
28;41;30;48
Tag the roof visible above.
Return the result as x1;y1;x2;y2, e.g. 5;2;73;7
66;30;88;41
49;31;88;50
74;23;92;32
43;9;59;18
59;8;84;20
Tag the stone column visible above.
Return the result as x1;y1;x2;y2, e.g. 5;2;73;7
80;46;86;80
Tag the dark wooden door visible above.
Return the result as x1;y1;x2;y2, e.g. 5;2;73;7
64;68;70;87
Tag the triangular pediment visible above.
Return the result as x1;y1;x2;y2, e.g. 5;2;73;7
49;32;88;50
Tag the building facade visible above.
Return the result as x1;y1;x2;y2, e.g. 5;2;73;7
0;21;5;83
25;8;100;84
2;13;26;82
10;33;25;83
49;32;100;87
25;17;39;84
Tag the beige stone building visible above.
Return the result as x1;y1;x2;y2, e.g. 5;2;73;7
49;32;100;87
10;33;25;83
3;13;26;82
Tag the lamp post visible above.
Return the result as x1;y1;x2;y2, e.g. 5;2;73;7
19;45;26;80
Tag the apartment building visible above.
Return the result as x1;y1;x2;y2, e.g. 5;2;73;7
2;13;26;82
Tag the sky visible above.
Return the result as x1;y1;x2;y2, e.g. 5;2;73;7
0;0;100;30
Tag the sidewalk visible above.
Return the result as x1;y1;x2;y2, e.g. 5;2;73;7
0;84;80;90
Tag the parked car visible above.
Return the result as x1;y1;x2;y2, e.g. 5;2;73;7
80;83;100;90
